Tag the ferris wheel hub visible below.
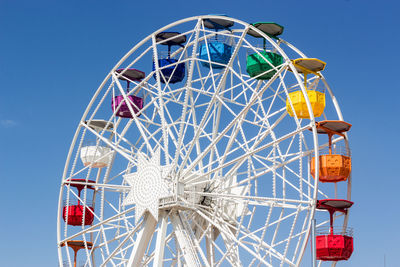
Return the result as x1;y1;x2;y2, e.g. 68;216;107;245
123;149;171;223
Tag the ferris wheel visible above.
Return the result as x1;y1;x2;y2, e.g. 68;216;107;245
57;15;354;267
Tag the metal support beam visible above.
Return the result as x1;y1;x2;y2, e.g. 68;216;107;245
153;211;168;267
206;228;214;266
128;213;157;267
170;211;201;267
220;231;242;267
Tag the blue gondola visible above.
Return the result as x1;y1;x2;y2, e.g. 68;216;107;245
153;32;186;84
199;16;234;69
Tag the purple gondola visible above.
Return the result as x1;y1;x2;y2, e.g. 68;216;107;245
112;68;145;118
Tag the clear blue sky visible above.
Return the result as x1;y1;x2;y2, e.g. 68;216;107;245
0;0;399;266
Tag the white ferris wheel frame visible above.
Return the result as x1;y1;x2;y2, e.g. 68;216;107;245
57;15;351;267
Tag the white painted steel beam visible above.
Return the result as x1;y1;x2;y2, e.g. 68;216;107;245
206;230;214;266
153;211;168;267
127;214;157;267
170;211;201;267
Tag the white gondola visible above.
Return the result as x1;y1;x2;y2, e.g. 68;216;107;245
80;145;114;168
80;120;115;168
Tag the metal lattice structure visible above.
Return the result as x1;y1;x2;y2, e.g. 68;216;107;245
57;15;351;267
